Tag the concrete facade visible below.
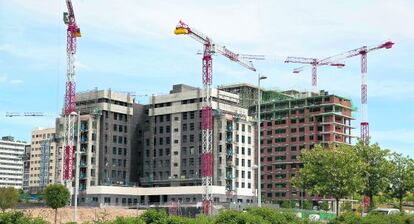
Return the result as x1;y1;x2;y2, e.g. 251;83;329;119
0;136;25;189
28;128;58;193
139;84;257;203
53;89;145;204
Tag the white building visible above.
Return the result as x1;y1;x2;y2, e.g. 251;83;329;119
0;136;26;189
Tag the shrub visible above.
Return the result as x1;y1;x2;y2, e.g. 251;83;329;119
247;207;300;223
280;200;296;209
140;209;169;224
214;209;269;224
303;200;313;210
0;211;47;224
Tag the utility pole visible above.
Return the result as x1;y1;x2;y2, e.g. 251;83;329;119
257;74;267;207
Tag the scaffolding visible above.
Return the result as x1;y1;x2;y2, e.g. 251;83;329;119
39;139;51;188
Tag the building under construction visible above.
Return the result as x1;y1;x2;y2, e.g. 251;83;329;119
54;89;145;203
220;83;353;204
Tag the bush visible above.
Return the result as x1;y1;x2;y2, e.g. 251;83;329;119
247;207;300;223
303;200;313;210
140;209;169;224
0;211;47;224
280;200;296;209
328;213;414;224
214;209;269;224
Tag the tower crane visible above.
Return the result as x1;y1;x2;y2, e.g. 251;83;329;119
319;40;394;143
174;20;255;215
284;56;345;92
63;0;81;181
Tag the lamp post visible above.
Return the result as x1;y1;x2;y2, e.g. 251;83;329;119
257;74;267;207
71;111;80;223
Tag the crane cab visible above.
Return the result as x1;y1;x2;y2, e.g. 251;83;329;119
74;28;81;37
174;27;189;35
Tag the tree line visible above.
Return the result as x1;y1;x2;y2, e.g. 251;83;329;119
292;139;414;216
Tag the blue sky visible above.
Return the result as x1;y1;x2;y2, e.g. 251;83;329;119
1;0;413;156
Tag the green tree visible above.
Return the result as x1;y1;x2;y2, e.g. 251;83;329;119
387;153;414;210
354;140;393;209
44;184;70;224
0;187;20;212
292;144;365;216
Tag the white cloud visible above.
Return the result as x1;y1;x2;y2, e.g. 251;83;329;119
0;74;24;85
9;80;23;85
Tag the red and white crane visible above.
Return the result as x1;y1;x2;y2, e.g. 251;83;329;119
321;40;394;142
174;20;255;215
63;0;81;182
285;56;345;92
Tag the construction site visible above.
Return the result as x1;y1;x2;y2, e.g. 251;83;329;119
1;0;404;222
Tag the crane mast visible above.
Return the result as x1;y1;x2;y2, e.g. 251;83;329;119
324;41;394;143
63;0;81;182
285;56;345;92
175;21;255;215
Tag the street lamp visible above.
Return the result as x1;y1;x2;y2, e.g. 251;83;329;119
70;111;80;223
257;74;267;207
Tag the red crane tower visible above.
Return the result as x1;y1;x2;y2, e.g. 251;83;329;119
63;0;81;181
285;56;345;92
322;41;394;142
174;20;256;214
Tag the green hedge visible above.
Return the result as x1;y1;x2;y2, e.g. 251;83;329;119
5;208;414;224
0;211;47;224
329;212;414;224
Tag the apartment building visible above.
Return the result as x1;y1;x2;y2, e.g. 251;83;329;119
28;128;58;193
140;84;257;203
220;84;353;203
54;88;145;204
257;90;353;202
0;136;25;189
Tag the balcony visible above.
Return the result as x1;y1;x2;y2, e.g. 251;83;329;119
226;137;233;143
80;137;88;144
80;161;87;167
79;172;87;179
226;174;234;180
79;184;86;191
80;126;89;132
226;126;233;132
226;149;233;157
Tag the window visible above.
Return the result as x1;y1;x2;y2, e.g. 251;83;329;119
248;148;251;155
113;147;117;155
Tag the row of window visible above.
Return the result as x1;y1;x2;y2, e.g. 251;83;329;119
262;136;321;144
31;133;54;140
